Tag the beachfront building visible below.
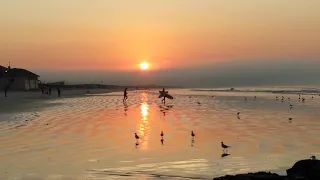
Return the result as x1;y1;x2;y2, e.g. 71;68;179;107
0;65;40;90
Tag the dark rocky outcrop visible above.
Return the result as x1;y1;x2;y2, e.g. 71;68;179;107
287;159;320;180
213;172;286;180
214;158;320;180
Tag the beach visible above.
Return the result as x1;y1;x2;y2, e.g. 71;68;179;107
0;88;319;179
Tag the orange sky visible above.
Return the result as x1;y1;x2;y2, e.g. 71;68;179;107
0;0;319;70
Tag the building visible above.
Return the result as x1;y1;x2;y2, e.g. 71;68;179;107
0;65;40;91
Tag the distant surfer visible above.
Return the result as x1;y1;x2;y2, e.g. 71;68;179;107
57;88;61;97
161;88;166;104
123;88;128;102
158;88;173;104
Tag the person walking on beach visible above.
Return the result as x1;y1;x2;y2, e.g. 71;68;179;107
49;88;52;95
4;87;8;97
4;78;14;97
57;88;61;97
161;88;166;104
123;88;128;102
41;88;44;95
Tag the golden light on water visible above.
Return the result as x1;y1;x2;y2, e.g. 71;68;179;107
141;103;149;121
139;93;150;150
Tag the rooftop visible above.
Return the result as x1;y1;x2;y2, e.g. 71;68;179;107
1;67;39;78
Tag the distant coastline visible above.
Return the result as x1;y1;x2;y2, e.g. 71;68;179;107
38;83;180;91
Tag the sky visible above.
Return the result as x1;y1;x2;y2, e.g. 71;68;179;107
1;1;320;87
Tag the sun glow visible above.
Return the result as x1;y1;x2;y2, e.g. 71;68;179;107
139;62;149;70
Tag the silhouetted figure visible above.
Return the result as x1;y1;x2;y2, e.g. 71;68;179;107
4;87;8;97
123;88;128;102
161;139;164;145
160;131;164;138
49;88;52;95
4;78;14;97
161;88;166;104
237;112;240;116
254;96;256;99
57;88;61;97
41;88;44;95
221;142;230;151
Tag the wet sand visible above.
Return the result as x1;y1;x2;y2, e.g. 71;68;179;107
0;89;319;179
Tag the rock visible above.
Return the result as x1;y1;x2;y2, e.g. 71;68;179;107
213;172;286;180
287;159;320;180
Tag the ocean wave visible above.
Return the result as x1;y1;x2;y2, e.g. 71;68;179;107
191;87;320;95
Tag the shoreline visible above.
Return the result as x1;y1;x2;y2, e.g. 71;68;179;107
0;88;123;115
213;158;320;180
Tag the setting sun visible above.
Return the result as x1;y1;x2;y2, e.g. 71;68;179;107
139;62;149;70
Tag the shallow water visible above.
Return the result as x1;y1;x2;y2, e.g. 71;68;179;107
0;89;319;179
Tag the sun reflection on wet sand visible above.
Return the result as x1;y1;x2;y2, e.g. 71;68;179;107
139;93;150;150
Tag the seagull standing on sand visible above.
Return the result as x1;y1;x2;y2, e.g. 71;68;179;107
191;131;195;138
221;142;230;151
311;155;317;160
135;133;140;140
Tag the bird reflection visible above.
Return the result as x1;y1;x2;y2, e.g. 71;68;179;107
221;153;231;158
159;105;173;116
191;139;195;147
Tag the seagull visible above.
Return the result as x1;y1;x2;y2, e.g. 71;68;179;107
311;155;317;160
221;142;230;150
237;112;240;116
191;131;195;138
135;133;140;140
160;131;164;138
